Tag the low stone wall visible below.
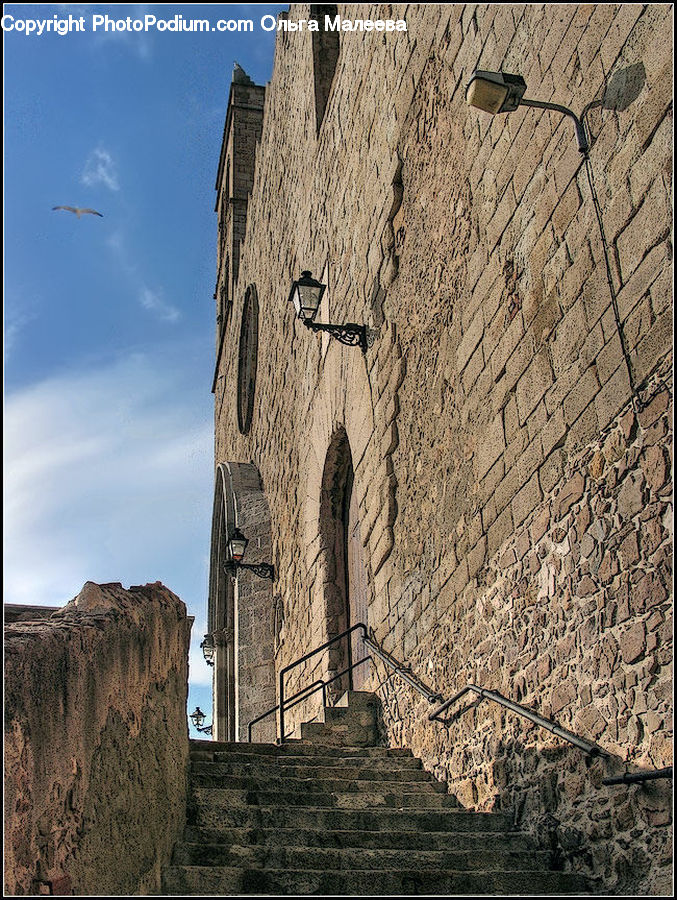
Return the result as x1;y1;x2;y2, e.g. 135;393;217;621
4;581;192;896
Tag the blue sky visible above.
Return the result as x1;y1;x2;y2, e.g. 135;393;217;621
3;3;285;738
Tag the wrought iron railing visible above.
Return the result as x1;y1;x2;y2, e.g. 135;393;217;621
428;684;605;756
277;623;368;743
247;624;606;758
248;654;372;743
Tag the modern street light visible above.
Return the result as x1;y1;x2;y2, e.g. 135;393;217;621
466;70;589;155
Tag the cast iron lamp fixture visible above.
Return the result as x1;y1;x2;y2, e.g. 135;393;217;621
224;526;275;580
466;70;589;155
288;270;368;352
200;633;215;666
189;707;213;734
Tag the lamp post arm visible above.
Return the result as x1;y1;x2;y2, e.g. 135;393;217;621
304;319;368;352
519;97;589;155
224;560;275;580
239;561;275;580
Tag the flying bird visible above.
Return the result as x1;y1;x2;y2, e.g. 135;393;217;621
52;206;103;218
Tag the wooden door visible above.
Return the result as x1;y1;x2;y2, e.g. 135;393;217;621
347;477;368;689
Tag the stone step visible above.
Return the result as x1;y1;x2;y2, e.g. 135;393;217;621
193;750;422;770
191;785;460;812
320;706;376;727
171;841;553;872
185;804;510;833
190;760;429;782
190;739;413;759
190;771;446;794
162;865;590;896
182;825;534;852
296;721;379;746
333;690;379;709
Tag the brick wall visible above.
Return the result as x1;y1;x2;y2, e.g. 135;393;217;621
212;4;672;892
4;581;191;895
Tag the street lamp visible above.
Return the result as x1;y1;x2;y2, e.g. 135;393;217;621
200;633;215;666
466;70;589;155
189;707;213;734
225;527;275;580
288;271;368;352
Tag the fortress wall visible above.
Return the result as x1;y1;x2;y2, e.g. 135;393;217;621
213;5;672;892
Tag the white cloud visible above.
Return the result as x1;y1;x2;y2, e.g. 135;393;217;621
4;352;212;638
4;304;38;360
106;228;182;323
140;286;181;323
82;146;120;192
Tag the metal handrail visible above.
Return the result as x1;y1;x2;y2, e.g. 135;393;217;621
362;631;444;705
364;630;606;758
247;679;328;743
248;655;372;742
279;622;367;742
428;684;606;757
253;622;606;758
603;766;672;786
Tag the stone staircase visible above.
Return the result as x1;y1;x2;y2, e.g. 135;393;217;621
288;687;381;745
162;691;590;895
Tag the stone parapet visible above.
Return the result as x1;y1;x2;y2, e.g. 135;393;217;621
4;581;191;896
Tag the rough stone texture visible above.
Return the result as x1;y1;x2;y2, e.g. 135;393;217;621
210;4;673;896
4;581;192;896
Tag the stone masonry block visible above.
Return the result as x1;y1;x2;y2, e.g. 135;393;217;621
487;503;514;559
516;347;554;424
563;364;600;426
476;412;505;480
594;363;632;432
457;306;485;374
632;310;673;386
629;113;672;207
615;242;667;324
565;404;600;454
617;176;671;282
512;471;542;528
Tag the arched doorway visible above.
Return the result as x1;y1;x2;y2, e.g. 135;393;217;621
320;429;369;697
207;467;237;741
207;462;276;741
345;464;369;689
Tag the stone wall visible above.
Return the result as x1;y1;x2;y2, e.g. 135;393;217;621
212;4;672;893
4;581;192;896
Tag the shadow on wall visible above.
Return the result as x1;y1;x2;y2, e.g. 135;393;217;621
602;63;647;111
583;63;647;135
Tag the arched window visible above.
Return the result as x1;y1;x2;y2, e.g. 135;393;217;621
310;5;339;133
236;285;259;434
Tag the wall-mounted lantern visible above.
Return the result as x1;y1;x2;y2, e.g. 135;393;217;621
288;270;368;352
200;633;215;666
224;527;275;580
189;707;213;734
466;70;589;155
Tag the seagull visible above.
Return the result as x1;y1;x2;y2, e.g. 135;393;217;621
52;206;103;218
